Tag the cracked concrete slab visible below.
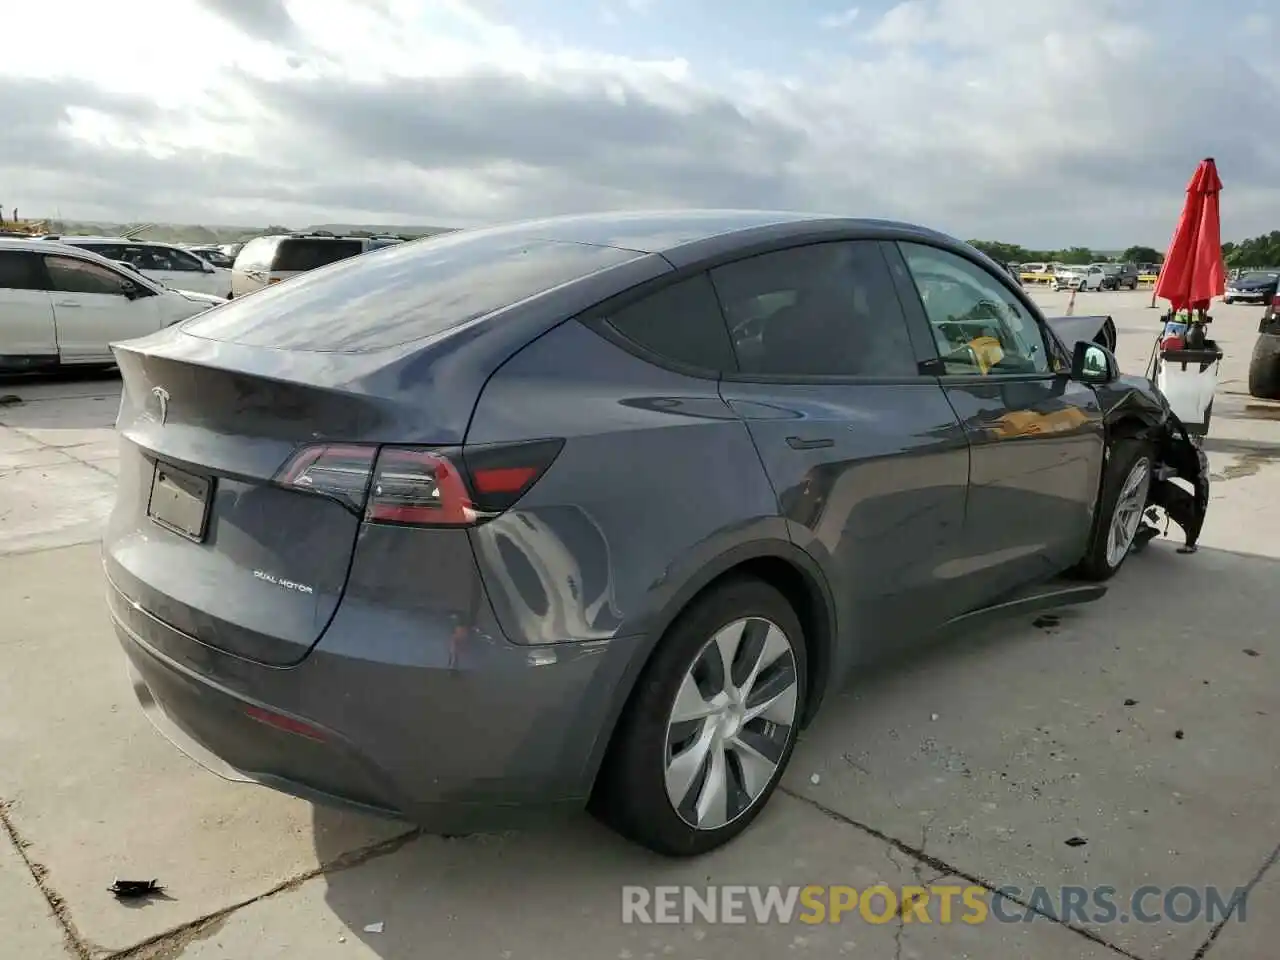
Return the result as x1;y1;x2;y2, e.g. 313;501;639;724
1203;844;1280;959
0;425;48;455
0;817;68;960
168;794;1115;960
784;544;1279;959
0;545;411;958
0;459;118;555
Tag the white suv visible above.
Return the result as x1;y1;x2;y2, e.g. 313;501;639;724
0;238;225;372
1053;265;1105;291
44;236;232;298
230;233;402;297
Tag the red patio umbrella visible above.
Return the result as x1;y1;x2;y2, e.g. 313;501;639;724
1154;157;1224;315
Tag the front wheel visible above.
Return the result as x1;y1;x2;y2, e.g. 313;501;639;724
1224;297;1234;305
591;577;807;856
1072;438;1154;581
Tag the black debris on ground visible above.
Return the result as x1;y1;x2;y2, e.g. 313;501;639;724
109;879;162;900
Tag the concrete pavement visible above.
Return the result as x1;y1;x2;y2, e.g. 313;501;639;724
1;290;1277;959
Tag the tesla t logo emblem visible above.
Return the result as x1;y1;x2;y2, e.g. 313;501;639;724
151;387;170;425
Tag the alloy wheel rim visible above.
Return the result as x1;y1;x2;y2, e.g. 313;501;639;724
1106;457;1151;568
664;616;799;831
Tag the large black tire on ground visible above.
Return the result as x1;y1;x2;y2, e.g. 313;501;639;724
1072;438;1154;582
591;576;807;857
1248;332;1280;400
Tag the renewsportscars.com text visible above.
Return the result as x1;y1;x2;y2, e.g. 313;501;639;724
621;884;1249;926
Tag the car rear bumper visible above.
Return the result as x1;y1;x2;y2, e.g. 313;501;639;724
106;571;642;832
1226;291;1269;301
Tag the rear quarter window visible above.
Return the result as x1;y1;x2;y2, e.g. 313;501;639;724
271;239;364;272
181;234;642;353
599;274;736;374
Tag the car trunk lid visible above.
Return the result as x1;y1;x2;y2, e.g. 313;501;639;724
105;334;477;666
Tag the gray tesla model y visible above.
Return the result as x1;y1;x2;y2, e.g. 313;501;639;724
104;210;1206;856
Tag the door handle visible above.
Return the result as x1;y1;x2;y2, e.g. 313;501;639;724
786;436;834;450
54;301;82;308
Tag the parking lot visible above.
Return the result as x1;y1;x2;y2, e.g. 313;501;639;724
1;289;1277;960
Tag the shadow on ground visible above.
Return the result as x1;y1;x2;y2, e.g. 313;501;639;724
0;368;122;432
307;542;1278;960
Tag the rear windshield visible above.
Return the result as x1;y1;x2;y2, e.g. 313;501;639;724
182;234;641;352
272;238;364;272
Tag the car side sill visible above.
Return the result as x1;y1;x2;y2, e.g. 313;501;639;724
940;581;1106;632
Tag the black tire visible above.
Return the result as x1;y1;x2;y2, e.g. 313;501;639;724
1224;297;1234;305
1248;332;1280;400
1072;438;1155;581
591;576;808;856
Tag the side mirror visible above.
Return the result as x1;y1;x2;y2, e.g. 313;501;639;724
204;262;216;273
1071;340;1118;384
121;280;139;300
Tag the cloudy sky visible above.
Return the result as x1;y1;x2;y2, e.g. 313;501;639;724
4;0;1278;247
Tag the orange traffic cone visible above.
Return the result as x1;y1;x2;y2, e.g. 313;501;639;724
1065;285;1077;316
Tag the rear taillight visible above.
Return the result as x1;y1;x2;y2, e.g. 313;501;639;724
1272;295;1280;311
274;443;376;512
366;447;475;526
273;439;562;527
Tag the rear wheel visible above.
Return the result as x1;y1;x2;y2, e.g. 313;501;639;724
1073;438;1153;581
592;577;806;856
1248;332;1280;400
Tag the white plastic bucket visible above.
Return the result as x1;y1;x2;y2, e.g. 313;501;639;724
1157;343;1222;435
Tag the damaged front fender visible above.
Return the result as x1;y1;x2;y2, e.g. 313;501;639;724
1145;411;1210;553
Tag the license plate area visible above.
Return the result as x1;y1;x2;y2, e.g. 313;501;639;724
147;462;212;542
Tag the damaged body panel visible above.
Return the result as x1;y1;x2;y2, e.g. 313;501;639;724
1046;313;1210;552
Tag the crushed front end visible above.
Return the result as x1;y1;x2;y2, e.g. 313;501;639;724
1140;409;1211;554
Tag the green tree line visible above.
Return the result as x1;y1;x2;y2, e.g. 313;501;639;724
967;240;1164;266
970;233;1280;269
1220;233;1280;268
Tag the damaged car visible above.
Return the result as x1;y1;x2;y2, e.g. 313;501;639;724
103;211;1209;860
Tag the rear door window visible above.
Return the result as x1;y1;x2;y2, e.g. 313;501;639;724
151;246;206;272
182;235;642;352
710;241;918;378
44;255;132;297
601;274;736;374
76;242;125;261
271;239;364;272
0;251;45;290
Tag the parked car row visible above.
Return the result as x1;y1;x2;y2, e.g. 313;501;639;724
0;238;225;371
1017;262;1141;290
0;230;415;371
39;236;233;297
1050;263;1140;292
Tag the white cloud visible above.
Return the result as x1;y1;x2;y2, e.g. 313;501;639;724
2;0;1277;247
819;7;860;29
